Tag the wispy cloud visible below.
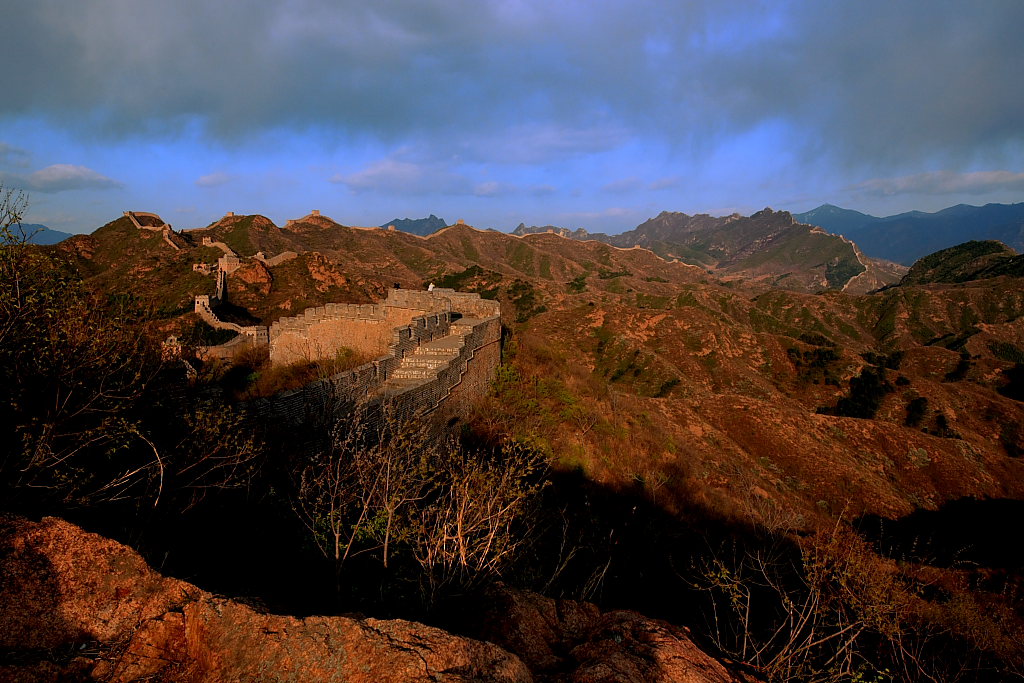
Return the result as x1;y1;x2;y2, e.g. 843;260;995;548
850;170;1024;197
331;158;473;195
649;175;681;191
195;172;234;188
0;142;30;168
473;181;516;197
601;177;643;194
0;164;123;193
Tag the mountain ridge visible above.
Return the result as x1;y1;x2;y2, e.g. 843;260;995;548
795;201;1024;265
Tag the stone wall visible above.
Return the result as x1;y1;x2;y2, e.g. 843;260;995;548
255;289;501;426
265;290;495;366
441;320;502;417
386;287;501;319
270;303;422;364
194;295;269;347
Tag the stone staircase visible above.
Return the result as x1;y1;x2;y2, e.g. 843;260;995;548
377;317;483;397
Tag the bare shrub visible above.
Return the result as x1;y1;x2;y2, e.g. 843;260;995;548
294;404;548;603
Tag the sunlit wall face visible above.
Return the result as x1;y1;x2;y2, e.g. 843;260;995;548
2;1;1022;234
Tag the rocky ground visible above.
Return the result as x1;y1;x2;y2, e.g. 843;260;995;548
0;515;755;683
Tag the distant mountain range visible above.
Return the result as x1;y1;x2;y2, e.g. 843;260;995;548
5;223;73;245
379;215;448;236
513;209;905;293
793;203;1024;265
512;223;590;239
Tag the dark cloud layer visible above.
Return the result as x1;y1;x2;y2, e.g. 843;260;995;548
3;1;1022;174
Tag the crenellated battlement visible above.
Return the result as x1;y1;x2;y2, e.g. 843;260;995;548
256;288;502;424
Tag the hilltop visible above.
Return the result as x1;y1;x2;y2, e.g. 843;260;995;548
512;223;590;239
899;240;1024;286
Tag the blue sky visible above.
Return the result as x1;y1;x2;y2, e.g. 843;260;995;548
2;0;1022;235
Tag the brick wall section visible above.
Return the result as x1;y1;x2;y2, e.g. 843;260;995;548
385;288;501;319
272;303;397;364
253;290;501;426
194;295;269;346
440;321;502;418
254;311;455;424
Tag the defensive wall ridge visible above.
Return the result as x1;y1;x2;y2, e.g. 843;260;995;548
124;211;165;231
201;236;237;257
268;302;387;343
253;310;454;423
215;268;226;300
255;250;297;267
250;313;499;427
194;295;269;344
266;289;499;356
385;287;501;319
410;315;501;418
124;210;181;251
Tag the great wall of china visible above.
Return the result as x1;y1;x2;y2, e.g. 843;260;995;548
126;210;502;423
255;288;501;424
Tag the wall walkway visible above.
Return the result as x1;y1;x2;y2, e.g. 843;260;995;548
253;289;501;425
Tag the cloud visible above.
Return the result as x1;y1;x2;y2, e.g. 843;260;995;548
195;172;234;188
850;170;1024;197
0;142;30;168
0;164;123;193
332;158;473;195
601;177;643;194
456;124;630;165
649;176;681;191
1;1;1022;175
473;181;516;197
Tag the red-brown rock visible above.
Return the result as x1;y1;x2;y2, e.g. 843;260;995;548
0;515;530;682
475;584;753;683
0;515;753;682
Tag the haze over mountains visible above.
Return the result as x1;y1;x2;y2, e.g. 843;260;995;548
794;202;1024;265
5;223;73;245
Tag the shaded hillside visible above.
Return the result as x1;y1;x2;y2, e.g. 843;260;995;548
899;240;1024;286
380;214;448;236
795;202;1024;265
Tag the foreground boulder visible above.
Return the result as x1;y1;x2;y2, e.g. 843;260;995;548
472;584;752;683
0;515;752;682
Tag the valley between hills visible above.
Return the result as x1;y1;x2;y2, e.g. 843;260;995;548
3;202;1024;682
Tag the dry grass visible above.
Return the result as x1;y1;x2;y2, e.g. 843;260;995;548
228;345;372;399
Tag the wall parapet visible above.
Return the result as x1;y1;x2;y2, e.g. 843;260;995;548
195;295;268;345
254;289;501;425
